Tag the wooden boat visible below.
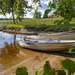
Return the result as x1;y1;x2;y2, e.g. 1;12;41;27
18;39;75;51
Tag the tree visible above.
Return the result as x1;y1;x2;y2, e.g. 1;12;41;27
0;0;9;15
0;0;41;23
33;8;41;19
8;0;27;23
43;9;51;18
7;0;16;23
7;24;24;49
0;0;16;23
0;0;28;23
48;0;75;23
0;0;4;14
14;0;28;21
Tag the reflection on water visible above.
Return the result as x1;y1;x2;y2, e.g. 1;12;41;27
0;32;24;48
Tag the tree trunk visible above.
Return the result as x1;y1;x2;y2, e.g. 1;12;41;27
14;32;16;47
12;7;16;24
13;31;19;55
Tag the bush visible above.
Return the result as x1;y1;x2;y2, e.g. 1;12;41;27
62;59;75;75
16;67;28;75
56;70;66;75
35;70;42;75
43;61;55;75
7;24;24;29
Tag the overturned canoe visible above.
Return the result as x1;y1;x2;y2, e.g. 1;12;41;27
18;40;75;51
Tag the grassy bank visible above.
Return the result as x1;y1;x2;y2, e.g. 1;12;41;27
0;18;75;32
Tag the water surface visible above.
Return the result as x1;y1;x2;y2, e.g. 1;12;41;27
0;32;24;48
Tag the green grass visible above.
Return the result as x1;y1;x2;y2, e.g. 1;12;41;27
0;18;60;26
7;24;24;29
0;18;75;32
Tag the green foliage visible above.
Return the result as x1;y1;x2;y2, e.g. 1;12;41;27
56;70;66;75
16;67;28;75
0;0;9;15
48;1;56;9
14;0;27;21
0;0;28;23
35;70;41;75
48;0;75;24
43;9;51;18
43;61;54;75
1;19;75;32
68;47;75;53
62;59;75;75
33;9;41;19
0;0;41;23
7;24;24;29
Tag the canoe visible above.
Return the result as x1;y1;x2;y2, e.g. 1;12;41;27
18;40;75;51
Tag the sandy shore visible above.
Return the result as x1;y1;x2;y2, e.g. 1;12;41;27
0;48;75;75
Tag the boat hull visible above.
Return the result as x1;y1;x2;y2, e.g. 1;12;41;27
18;41;72;51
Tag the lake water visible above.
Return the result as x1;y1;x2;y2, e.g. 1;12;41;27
0;32;25;48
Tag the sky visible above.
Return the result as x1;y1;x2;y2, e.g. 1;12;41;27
0;0;51;18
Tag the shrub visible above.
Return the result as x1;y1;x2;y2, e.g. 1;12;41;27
16;67;28;75
56;70;66;75
35;70;42;75
43;61;55;75
62;59;75;75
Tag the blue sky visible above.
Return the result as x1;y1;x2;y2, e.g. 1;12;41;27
0;0;50;18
